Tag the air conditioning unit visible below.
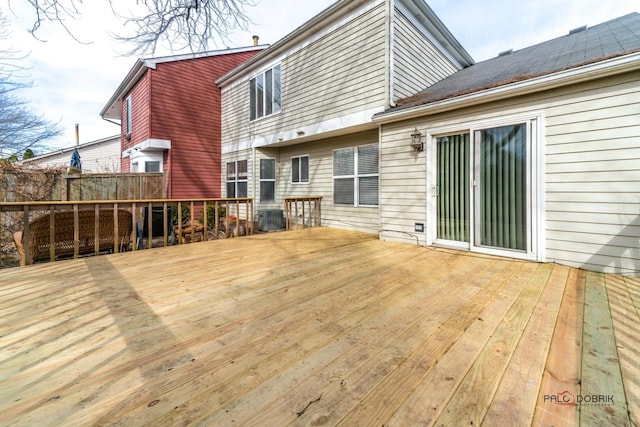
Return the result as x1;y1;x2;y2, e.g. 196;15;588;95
257;209;285;231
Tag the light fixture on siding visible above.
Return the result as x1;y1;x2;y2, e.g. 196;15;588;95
410;127;424;157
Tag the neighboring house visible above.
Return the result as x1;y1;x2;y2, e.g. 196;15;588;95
217;0;473;233
100;46;265;198
374;12;640;275
19;135;121;173
219;0;640;276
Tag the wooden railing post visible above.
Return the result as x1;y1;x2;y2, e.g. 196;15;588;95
1;198;258;268
113;202;120;254
73;204;80;259
49;205;56;262
94;204;100;256
163;201;169;247
23;205;31;266
203;201;208;242
132;202;138;251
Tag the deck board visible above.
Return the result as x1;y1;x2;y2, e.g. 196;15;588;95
484;265;569;426
581;272;630;426
0;227;638;426
534;268;584;426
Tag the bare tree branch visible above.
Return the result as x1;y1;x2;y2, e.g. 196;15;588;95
0;10;61;158
12;0;258;55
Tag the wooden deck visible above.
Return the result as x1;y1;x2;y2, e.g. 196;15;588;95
0;228;638;426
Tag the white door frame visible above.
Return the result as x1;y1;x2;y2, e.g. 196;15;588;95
425;112;545;262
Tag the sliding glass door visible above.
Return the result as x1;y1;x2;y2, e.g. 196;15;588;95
435;123;529;254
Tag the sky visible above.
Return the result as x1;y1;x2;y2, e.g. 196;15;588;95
3;0;638;154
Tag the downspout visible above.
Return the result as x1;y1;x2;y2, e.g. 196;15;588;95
252;145;257;208
385;0;396;108
380;0;395;239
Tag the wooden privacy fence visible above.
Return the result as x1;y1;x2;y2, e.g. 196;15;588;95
284;196;322;230
0;172;164;202
1;198;253;267
65;173;165;201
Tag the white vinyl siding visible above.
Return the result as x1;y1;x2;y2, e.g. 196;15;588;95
278;130;380;233
543;74;640;275
379;71;640;275
19;136;121;173
393;9;459;101
221;3;388;148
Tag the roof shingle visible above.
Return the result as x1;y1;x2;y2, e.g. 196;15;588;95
392;12;640;111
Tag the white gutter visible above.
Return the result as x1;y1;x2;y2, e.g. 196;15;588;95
373;51;640;124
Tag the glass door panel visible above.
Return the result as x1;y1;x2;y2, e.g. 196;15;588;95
476;124;527;251
436;133;470;243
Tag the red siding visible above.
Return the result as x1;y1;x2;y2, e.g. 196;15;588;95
120;72;151;173
149;51;260;198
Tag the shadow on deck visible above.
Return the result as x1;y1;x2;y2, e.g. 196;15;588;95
0;228;638;426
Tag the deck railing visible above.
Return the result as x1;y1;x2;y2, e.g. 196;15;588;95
284;196;322;230
0;198;253;267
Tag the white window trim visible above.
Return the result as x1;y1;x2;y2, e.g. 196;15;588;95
425;111;544;262
259;158;276;202
125;95;132;136
226;160;248;198
333;144;379;208
249;64;282;122
291;154;310;184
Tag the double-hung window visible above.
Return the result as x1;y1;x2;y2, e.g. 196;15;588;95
291;155;309;183
226;160;248;198
260;158;276;202
333;144;379;206
250;65;281;120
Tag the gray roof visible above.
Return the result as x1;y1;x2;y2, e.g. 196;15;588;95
390;12;640;111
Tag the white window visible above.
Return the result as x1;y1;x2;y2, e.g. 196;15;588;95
226;160;248;198
250;65;281;120
126;95;132;135
145;161;160;173
291;155;309;183
260;158;276;202
131;162;138;173
333;144;379;206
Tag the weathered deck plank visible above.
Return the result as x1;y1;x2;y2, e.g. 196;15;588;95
581;272;629;426
534;268;584;426
0;228;638;426
606;275;640;426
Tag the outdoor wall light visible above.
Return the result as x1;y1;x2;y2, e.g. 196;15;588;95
410;127;424;156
